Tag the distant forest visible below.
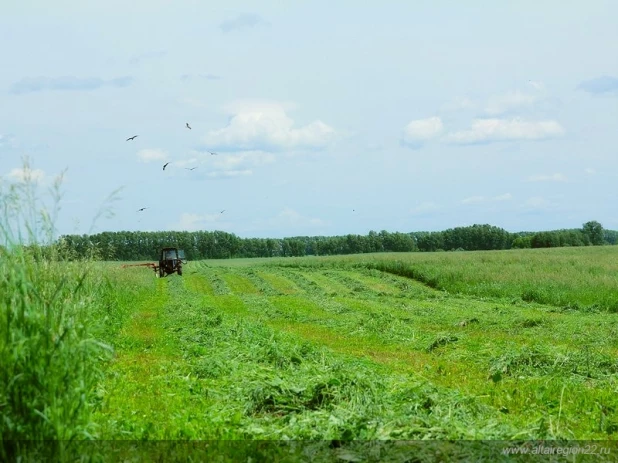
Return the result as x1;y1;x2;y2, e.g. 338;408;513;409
56;221;614;261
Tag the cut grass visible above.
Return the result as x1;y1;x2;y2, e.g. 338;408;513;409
95;275;533;445
89;260;618;445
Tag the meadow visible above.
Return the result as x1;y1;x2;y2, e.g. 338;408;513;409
4;241;618;461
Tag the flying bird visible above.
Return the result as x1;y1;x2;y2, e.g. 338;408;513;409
185;167;198;171
126;135;138;141
163;162;170;170
137;207;148;212
220;210;225;214
186;123;192;130
209;151;218;156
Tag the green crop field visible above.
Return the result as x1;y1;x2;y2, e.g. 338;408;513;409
4;244;618;461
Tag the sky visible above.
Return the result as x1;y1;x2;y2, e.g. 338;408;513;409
1;1;617;239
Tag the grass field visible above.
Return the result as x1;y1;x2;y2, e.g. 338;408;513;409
99;249;618;445
4;246;618;461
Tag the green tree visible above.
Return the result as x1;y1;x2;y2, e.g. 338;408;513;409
582;220;604;245
511;236;532;249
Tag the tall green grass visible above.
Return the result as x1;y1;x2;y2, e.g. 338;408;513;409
263;248;618;312
0;159;120;459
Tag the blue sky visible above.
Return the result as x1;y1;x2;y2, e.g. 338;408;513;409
1;1;617;238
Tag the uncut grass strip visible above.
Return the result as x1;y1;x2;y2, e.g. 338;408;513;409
238;269;282;296
335;269;404;296
299;270;355;297
275;267;332;296
255;270;305;296
184;273;216;296
278;269;363;307
320;269;389;297
349;267;448;301
221;271;262;295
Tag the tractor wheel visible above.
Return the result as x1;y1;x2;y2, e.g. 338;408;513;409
177;265;183;276
159;268;165;278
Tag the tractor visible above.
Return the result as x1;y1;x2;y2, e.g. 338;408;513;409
158;247;186;277
121;247;187;277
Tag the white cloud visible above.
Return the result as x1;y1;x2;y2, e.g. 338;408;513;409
7;166;46;183
202;100;336;152
446;118;565;144
169;212;229;232
493;193;513;201
402;116;443;148
404;117;444;140
175;150;275;179
484;91;538;116
526;173;567;182
176;151;275;169
461;196;486;204
137;149;168;163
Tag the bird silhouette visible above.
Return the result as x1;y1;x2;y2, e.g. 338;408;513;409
126;135;138;141
163;162;170;170
185;167;198;171
186;123;192;130
220;210;226;214
137;207;148;212
209;151;218;156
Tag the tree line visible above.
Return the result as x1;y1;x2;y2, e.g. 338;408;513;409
54;221;611;261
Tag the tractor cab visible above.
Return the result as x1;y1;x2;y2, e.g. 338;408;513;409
158;247;186;277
